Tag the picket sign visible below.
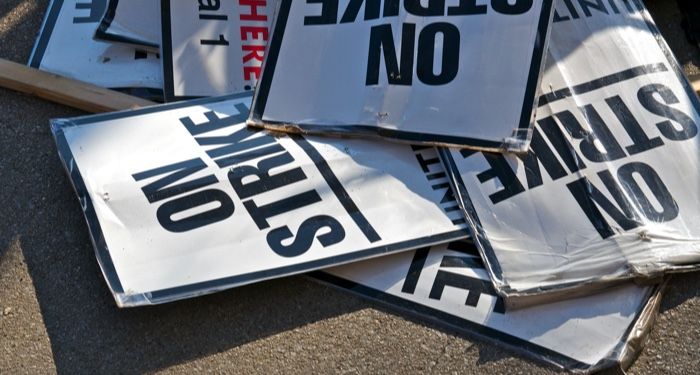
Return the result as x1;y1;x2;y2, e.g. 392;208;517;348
51;93;468;307
248;0;554;151
441;0;700;304
29;0;162;91
161;0;275;101
316;240;662;373
95;0;160;51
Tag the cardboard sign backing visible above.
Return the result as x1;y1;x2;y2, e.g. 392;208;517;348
248;0;554;150
51;93;468;306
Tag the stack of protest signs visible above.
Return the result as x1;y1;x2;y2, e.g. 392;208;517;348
24;0;700;372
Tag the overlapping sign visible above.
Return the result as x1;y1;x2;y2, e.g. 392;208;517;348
29;0;162;91
248;0;554;150
95;0;160;51
316;240;662;372
441;0;700;303
161;0;275;101
51;93;468;307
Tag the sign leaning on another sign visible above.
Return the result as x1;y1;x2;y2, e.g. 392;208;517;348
441;0;700;304
94;0;161;52
51;93;468;307
29;0;162;91
248;0;554;151
316;240;662;373
161;0;276;101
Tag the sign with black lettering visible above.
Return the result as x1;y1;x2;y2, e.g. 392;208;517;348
95;0;160;52
29;0;162;90
51;93;468;307
314;241;661;372
441;0;700;302
248;0;554;150
161;0;275;101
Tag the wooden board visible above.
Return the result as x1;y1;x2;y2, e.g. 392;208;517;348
0;58;155;113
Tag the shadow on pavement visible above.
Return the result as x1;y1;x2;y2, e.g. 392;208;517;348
9;162;368;373
18;214;369;373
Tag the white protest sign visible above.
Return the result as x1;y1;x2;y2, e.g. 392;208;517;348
51;93;468;307
161;0;275;101
441;0;700;301
248;0;554;150
95;0;161;51
316;240;661;372
29;0;162;90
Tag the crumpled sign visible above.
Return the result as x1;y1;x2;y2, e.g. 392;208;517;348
441;0;700;305
29;0;162;91
248;0;554;151
315;240;663;373
95;0;160;52
51;93;467;307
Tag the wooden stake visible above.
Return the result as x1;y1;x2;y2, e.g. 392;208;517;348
0;58;156;113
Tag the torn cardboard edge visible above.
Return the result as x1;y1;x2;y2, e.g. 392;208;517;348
246;121;536;153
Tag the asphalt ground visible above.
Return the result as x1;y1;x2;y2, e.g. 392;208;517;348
1;0;699;373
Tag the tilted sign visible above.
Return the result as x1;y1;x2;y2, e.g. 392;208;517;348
29;0;162;91
95;0;160;51
51;93;468;307
315;240;662;373
441;0;700;303
248;0;554;150
161;0;275;101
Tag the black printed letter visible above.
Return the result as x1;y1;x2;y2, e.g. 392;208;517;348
267;215;345;257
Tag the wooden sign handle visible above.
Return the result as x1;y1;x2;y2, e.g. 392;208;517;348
0;58;156;113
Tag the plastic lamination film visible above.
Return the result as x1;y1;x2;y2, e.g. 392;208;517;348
442;0;700;305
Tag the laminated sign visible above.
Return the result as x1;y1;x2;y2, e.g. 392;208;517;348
248;0;554;150
161;0;275;101
315;240;662;373
29;0;162;90
51;93;468;307
95;0;161;51
441;0;700;302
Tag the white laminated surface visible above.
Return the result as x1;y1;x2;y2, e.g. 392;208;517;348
248;0;554;150
95;0;160;51
29;0;162;89
51;93;468;306
161;0;275;101
442;0;700;300
317;240;659;372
